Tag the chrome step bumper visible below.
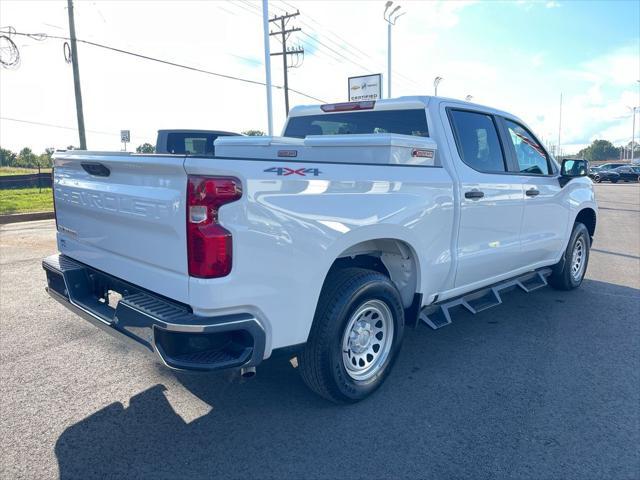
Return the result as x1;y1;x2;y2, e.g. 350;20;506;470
43;254;265;372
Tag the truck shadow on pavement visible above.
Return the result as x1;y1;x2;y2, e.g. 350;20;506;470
54;279;640;480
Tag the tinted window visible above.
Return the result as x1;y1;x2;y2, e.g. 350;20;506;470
166;133;217;155
283;109;428;138
505;120;550;175
449;110;506;173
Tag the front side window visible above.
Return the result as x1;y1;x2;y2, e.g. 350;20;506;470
504;120;550;175
449;110;506;173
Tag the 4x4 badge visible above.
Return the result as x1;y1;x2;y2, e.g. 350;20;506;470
264;167;322;176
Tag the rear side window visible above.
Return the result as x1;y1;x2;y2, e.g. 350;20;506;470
283;109;429;138
449;110;506;173
504;120;550;175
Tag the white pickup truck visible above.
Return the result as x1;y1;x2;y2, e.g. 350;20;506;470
43;96;597;403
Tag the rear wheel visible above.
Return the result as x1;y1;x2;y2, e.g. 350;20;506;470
298;268;404;403
549;222;590;290
594;176;602;183
611;178;618;183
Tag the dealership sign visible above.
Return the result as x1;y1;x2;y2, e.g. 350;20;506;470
348;74;382;102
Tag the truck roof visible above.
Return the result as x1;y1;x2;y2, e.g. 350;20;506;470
288;96;523;124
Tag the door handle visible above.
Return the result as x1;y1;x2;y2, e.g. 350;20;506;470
526;188;540;197
464;190;484;200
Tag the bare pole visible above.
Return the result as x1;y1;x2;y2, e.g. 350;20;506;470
67;0;86;149
631;107;636;161
557;92;562;158
262;0;273;135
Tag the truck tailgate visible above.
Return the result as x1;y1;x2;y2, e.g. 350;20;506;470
53;152;190;302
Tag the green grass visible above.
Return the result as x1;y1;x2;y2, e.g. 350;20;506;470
0;187;53;215
0;166;52;176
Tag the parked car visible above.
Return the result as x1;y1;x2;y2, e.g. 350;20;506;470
155;129;241;155
44;97;597;403
592;165;640;183
595;162;628;171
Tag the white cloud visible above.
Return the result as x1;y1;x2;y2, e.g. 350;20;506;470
546;1;561;9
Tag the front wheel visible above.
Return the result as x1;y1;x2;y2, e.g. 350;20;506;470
298;268;405;403
549;222;591;290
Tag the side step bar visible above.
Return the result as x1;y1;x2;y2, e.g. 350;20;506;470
420;268;552;330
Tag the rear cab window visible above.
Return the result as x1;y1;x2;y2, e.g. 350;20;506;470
448;109;507;173
283;109;429;138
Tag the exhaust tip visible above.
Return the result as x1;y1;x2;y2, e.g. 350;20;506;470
240;366;256;378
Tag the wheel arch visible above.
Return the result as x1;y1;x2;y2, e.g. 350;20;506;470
323;237;421;310
574;207;597;240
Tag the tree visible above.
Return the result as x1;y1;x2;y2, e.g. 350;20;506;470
577;139;619;161
136;143;155;153
242;130;266;136
17;147;38;168
0;147;17;167
38;148;55;168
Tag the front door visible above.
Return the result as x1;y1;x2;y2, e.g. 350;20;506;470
446;108;525;289
500;118;569;267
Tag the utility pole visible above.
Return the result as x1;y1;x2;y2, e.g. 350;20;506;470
269;11;304;115
67;0;86;149
262;0;273;135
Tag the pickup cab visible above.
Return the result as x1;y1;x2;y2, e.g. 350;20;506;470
43;96;597;403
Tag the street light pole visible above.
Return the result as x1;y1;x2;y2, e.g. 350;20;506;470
384;1;404;99
387;21;391;98
434;76;443;96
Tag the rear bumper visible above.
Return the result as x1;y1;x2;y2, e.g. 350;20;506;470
42;254;265;372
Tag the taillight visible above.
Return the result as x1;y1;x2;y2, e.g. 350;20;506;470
186;176;242;278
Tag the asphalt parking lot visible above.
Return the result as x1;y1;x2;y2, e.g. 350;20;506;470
1;183;638;479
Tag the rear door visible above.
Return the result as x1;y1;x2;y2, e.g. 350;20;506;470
446;108;525;289
499;118;568;267
53;152;190;302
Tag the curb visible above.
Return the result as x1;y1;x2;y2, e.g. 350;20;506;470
0;211;55;225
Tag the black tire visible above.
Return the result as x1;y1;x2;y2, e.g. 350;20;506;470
611;178;618;183
594;176;602;183
298;268;405;403
548;222;591;290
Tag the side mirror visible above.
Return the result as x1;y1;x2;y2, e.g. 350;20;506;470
561;159;588;177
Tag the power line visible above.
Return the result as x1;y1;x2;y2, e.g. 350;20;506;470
0;116;118;136
7;30;326;103
276;1;423;91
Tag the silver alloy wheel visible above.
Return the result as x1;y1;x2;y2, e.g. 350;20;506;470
341;299;394;381
571;237;586;281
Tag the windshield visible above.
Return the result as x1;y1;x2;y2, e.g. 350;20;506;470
284;109;429;139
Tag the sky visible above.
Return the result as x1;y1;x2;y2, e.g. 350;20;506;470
0;0;638;155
